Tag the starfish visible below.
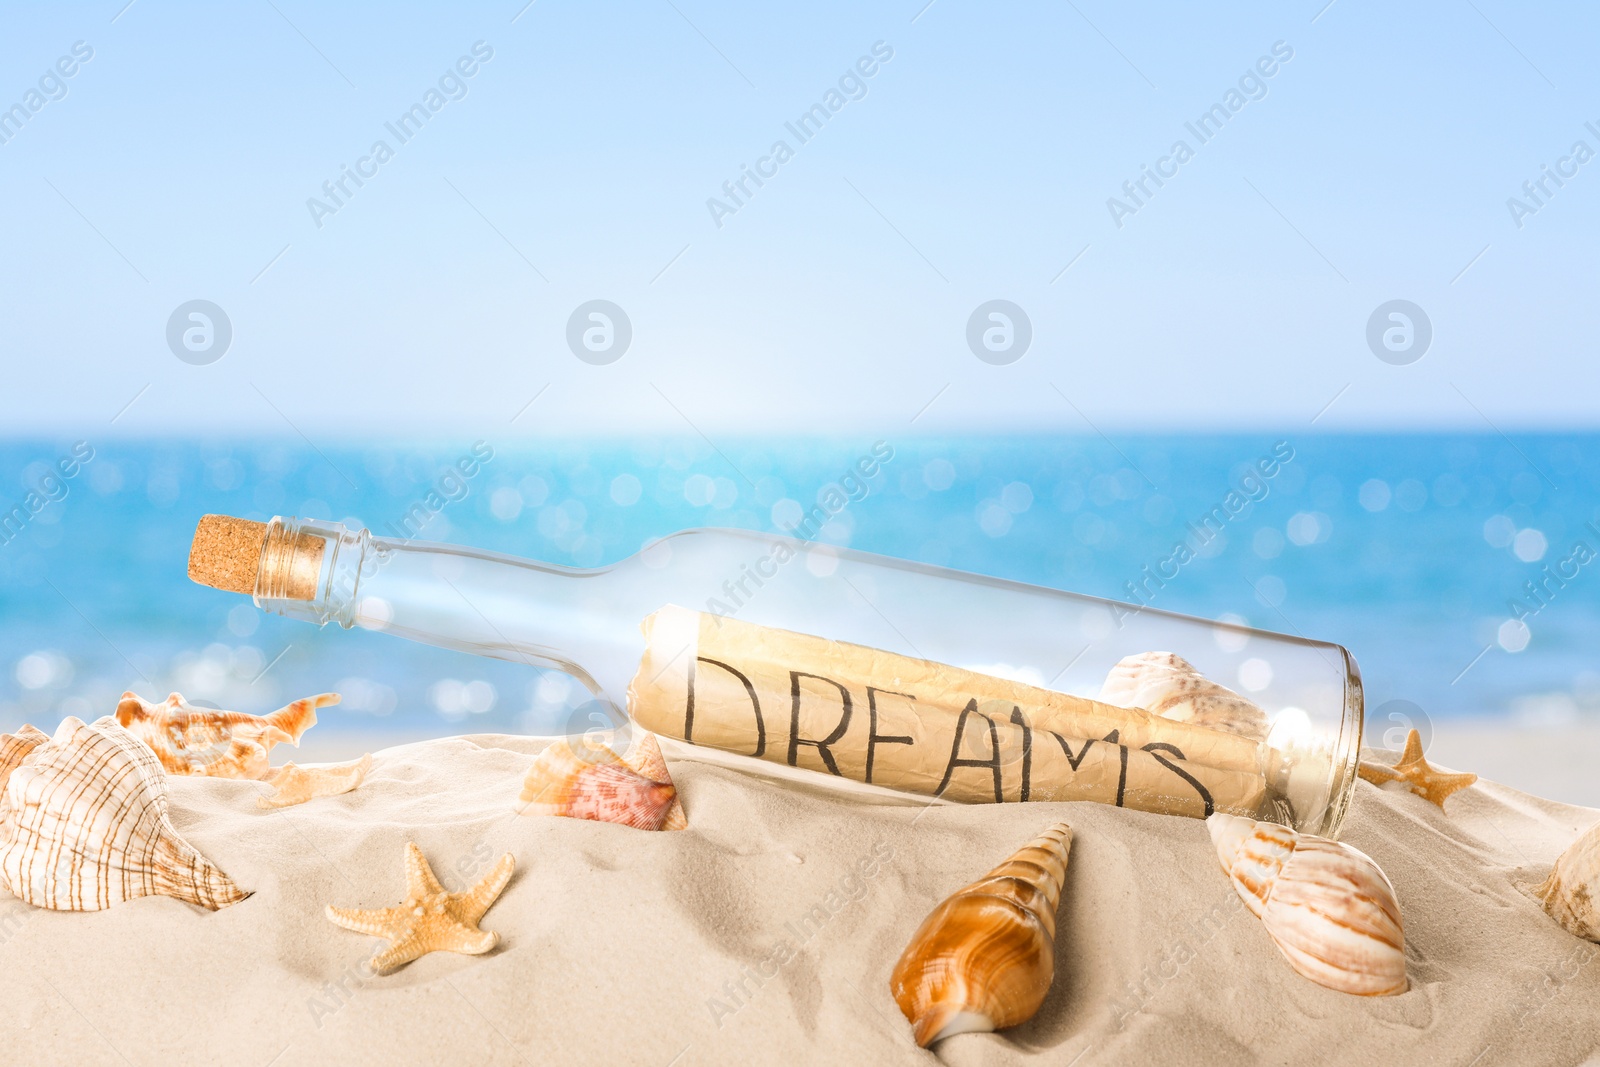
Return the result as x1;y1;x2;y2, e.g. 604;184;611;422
325;842;515;973
1358;728;1477;809
256;753;372;809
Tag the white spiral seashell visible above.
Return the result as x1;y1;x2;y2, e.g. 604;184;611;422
1208;813;1406;995
1101;652;1269;739
1530;820;1600;941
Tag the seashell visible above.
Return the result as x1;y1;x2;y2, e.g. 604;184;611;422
0;716;250;911
0;724;48;791
890;822;1071;1046
116;690;336;780
620;732;686;830
1528;820;1600;941
1101;651;1269;739
0;725;50;840
256;753;372;809
1208;813;1405;995
517;737;678;831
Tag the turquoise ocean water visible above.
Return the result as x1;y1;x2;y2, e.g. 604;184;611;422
1;434;1596;743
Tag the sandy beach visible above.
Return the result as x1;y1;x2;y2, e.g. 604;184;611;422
0;731;1596;1066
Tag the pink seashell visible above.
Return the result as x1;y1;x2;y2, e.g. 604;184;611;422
518;737;678;831
621;732;687;830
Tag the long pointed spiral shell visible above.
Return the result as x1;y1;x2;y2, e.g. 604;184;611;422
1208;813;1405;995
0;716;250;911
890;822;1071;1046
1530;820;1600;941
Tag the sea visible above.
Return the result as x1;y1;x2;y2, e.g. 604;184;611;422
2;434;1596;746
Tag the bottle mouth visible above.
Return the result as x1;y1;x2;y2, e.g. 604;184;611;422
256;517;329;601
1316;645;1365;838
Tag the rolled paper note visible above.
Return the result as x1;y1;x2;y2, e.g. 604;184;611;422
627;605;1268;820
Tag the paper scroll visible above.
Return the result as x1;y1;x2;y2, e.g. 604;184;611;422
627;605;1268;820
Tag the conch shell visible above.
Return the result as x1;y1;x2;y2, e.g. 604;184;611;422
0;716;250;911
518;735;681;831
1101;651;1269;739
1208;813;1405;995
115;690;335;779
1528;820;1600;941
0;724;48;791
890;822;1071;1046
0;725;49;839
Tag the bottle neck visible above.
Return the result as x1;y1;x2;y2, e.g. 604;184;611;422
254;516;366;625
252;516;623;703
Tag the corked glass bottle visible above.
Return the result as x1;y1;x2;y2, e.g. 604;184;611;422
189;514;1363;836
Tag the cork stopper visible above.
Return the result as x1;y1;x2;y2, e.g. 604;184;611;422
189;514;326;600
189;515;267;595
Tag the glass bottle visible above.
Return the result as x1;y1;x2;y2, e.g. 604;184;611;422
226;515;1362;836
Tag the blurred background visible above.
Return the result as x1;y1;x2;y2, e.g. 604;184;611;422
2;2;1597;800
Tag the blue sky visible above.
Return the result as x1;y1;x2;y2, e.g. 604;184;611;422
1;0;1596;435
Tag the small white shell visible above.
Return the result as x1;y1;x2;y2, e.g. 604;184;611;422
1102;652;1269;739
1208;813;1406;995
1530;820;1600;941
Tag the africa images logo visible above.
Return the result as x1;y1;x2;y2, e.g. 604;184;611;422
166;300;233;366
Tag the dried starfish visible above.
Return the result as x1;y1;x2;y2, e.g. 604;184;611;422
1358;728;1477;809
325;842;515;974
256;754;372;809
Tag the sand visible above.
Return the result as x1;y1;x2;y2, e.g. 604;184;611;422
0;733;1597;1066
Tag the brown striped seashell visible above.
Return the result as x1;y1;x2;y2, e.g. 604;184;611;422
1208;813;1405;995
0;724;48;791
115;690;335;779
1101;651;1269;739
0;716;249;911
890;822;1071;1046
1528;819;1600;941
0;725;49;840
517;737;679;831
